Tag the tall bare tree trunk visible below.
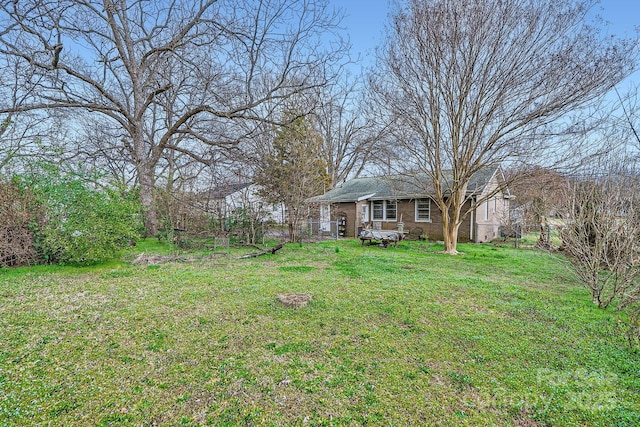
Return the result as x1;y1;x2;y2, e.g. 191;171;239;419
288;221;296;243
138;165;158;237
443;222;461;255
441;201;462;254
437;180;466;254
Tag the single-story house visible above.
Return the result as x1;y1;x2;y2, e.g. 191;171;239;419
199;182;286;225
307;166;513;243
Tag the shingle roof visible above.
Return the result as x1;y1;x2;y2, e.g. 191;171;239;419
308;166;500;203
200;182;252;199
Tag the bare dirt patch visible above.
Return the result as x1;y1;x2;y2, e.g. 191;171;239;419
276;293;312;309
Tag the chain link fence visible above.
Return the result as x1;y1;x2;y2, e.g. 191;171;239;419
499;221;565;248
266;220;340;243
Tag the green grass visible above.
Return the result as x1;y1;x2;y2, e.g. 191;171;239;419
1;239;639;426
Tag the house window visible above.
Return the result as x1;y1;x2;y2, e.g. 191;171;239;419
372;200;384;220
371;200;397;221
415;198;431;222
386;200;397;220
485;198;489;220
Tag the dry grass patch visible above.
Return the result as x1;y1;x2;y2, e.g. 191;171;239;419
131;253;188;265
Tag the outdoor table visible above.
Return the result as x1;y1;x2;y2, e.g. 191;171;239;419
359;229;403;247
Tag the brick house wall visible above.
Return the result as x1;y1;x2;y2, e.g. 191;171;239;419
312;166;510;243
330;199;473;241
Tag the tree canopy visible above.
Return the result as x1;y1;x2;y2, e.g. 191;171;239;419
0;0;346;235
371;0;638;253
255;114;330;242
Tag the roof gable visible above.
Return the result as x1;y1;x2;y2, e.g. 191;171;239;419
201;182;252;199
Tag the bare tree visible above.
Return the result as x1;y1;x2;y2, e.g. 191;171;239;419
0;0;346;235
0;54;65;174
614;83;640;150
561;163;640;309
506;167;568;225
64;116;137;190
371;0;638;254
505;166;570;246
561;159;640;349
311;75;388;187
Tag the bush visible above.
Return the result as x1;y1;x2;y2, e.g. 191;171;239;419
561;178;640;308
20;166;141;265
0;179;41;266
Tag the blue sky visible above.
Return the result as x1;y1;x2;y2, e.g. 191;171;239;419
334;0;639;73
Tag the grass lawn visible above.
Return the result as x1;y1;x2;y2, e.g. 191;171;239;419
1;239;639;426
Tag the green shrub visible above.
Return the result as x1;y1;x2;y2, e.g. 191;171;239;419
19;165;141;265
